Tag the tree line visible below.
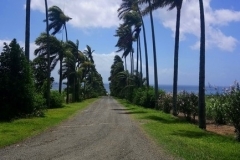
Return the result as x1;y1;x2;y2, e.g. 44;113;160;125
0;2;106;121
111;0;206;129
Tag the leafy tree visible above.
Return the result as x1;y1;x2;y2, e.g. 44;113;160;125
0;39;36;120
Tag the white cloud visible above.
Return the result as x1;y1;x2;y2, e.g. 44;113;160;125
31;0;121;28
93;52;118;83
155;0;240;52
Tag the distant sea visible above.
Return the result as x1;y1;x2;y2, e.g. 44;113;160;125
52;83;226;95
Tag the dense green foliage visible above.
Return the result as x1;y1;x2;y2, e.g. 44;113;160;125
0;39;45;121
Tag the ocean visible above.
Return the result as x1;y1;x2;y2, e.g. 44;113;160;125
52;83;226;95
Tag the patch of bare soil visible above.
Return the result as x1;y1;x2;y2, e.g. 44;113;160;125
177;113;235;136
206;123;235;136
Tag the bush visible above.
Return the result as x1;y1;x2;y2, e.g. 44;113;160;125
0;39;36;121
177;91;198;122
158;91;172;113
32;93;46;117
49;91;64;108
206;94;227;125
223;82;240;141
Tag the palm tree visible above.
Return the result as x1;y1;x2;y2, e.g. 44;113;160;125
46;6;72;41
83;45;95;64
44;0;50;108
118;0;149;87
172;0;183;116
140;0;184;114
139;0;159;108
25;0;31;61
34;33;65;93
45;5;71;102
198;0;206;129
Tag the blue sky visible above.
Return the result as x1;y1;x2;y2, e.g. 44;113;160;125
0;0;240;86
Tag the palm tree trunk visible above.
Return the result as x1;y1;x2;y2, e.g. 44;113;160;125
137;7;149;88
25;0;31;61
64;23;70;103
198;0;206;129
139;36;143;87
172;7;181;116
136;38;139;74
45;0;50;108
59;58;63;93
149;1;159;108
124;56;127;71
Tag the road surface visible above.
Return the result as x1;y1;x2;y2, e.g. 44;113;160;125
0;96;176;160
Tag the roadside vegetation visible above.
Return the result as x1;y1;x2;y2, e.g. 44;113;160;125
0;98;97;148
118;99;240;160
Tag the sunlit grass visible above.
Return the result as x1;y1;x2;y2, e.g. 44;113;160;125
0;98;98;148
118;99;240;160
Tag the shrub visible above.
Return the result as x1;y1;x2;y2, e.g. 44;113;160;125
32;93;46;117
0;39;36;121
206;94;227;125
49;91;64;108
158;91;172;113
177;91;198;122
223;82;240;141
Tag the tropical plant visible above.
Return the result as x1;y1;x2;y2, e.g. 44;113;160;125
138;0;159;108
45;5;72;41
118;0;149;87
198;0;206;129
25;0;31;61
34;33;65;93
44;0;51;108
0;39;43;121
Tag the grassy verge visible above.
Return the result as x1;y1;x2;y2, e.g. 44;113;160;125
0;98;97;148
118;99;240;160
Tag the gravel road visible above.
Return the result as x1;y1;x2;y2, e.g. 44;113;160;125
0;96;175;160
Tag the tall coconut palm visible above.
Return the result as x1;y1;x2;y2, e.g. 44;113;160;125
198;0;206;129
118;0;149;87
25;0;31;61
83;45;95;64
140;0;183;114
46;6;72;41
34;33;65;93
45;6;72;96
139;0;159;108
171;0;183;116
44;0;50;108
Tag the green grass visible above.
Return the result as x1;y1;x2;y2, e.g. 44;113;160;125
0;98;97;148
118;99;240;160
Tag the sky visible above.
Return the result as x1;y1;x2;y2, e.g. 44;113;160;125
0;0;240;86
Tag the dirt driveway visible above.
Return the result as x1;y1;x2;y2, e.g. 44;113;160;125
0;96;175;160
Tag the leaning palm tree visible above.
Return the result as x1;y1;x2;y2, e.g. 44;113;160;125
34;33;65;93
25;0;31;61
140;0;183;114
46;5;72;41
44;0;51;108
198;0;206;129
83;45;95;64
118;0;149;87
139;0;159;108
45;5;71;102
